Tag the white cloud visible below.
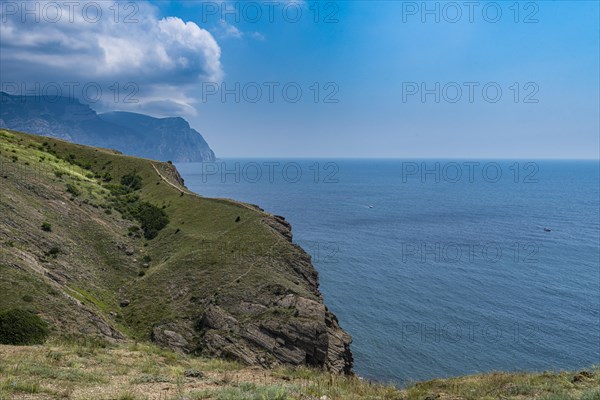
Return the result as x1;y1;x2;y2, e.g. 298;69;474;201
217;20;243;39
0;0;223;115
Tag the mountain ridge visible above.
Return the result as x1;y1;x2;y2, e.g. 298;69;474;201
0;92;216;163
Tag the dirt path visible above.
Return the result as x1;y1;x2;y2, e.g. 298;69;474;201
151;163;260;214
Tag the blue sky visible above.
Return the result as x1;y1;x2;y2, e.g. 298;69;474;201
1;1;598;158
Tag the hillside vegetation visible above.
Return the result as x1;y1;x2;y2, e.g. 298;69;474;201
1;129;598;399
0;129;351;373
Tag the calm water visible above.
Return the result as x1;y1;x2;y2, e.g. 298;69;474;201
176;159;600;385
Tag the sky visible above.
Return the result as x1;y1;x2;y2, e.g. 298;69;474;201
0;0;598;158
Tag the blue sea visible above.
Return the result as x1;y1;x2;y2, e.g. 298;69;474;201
176;159;600;386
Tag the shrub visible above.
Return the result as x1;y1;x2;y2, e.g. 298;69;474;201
121;173;143;191
41;222;52;232
131;202;169;239
0;309;49;345
106;184;131;196
66;183;81;197
48;246;61;257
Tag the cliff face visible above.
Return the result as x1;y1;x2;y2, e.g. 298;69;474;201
0;92;216;163
0;129;352;373
171;214;353;373
98;112;216;163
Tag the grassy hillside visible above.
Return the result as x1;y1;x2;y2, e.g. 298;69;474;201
0;341;598;400
0;129;351;373
2;129;598;399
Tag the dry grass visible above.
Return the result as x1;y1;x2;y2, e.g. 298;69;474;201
0;340;400;399
1;341;598;400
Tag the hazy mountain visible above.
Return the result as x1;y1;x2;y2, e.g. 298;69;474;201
0;92;215;162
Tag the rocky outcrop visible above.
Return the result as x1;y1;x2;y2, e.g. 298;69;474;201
190;214;352;374
197;297;352;374
151;322;195;353
147;214;353;374
263;215;293;242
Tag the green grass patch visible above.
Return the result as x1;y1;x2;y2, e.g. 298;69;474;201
0;309;49;345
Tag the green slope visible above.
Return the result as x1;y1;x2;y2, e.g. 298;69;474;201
0;129;352;373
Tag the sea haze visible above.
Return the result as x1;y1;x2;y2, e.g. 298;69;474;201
176;159;600;385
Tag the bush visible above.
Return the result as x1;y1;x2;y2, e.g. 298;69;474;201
0;309;49;345
131;202;169;239
41;222;52;232
105;184;131;196
47;246;61;258
121;173;143;191
66;183;81;197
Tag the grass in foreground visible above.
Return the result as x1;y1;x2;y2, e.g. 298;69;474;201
0;340;598;400
0;339;399;400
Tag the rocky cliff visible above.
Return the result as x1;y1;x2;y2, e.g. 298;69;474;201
0;129;352;373
0;92;216;163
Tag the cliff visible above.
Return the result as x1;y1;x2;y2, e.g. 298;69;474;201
0;92;216;163
0;129;351;373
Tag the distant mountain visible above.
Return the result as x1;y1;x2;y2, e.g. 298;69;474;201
0;92;216;162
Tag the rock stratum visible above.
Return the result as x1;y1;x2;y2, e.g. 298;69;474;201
0;129;352;373
0;92;216;163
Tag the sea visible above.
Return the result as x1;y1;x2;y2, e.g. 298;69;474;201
175;159;600;386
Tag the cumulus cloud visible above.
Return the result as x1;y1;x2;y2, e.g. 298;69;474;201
0;0;223;116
